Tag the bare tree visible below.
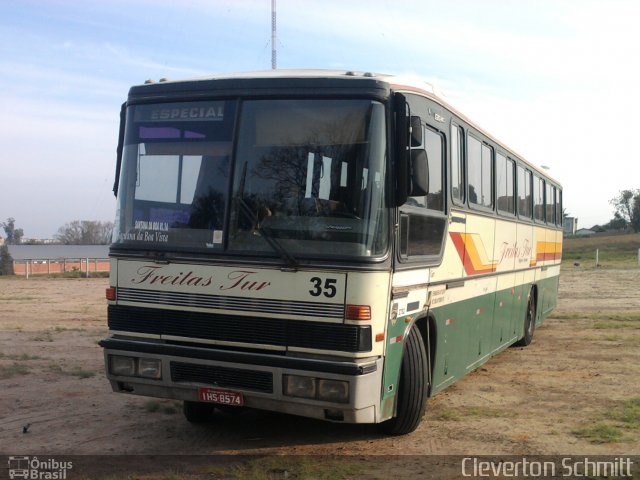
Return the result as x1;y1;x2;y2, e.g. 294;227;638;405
55;220;114;245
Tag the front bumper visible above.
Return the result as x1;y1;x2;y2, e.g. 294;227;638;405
100;338;384;424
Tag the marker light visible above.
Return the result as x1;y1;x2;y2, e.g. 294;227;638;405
345;304;371;321
105;287;117;301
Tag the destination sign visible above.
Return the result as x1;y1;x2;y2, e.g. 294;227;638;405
134;101;225;122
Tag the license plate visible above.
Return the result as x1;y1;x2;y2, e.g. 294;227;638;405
198;387;244;406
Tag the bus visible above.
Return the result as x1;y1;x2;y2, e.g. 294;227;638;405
100;70;562;435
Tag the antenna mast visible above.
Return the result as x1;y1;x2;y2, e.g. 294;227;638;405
271;0;277;69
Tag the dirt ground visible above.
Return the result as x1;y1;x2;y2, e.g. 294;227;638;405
1;266;639;462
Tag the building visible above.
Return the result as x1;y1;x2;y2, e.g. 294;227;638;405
563;216;578;236
7;244;110;276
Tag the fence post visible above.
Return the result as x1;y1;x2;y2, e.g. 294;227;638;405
595;248;599;267
638;248;640;267
86;258;90;278
26;260;30;279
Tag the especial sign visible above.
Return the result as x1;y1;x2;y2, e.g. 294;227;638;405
134;101;225;122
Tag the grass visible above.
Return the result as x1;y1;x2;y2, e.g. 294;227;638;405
593;321;640;330
552;311;640;330
607;398;640;429
572;423;624;444
562;232;640;267
572;397;640;444
143;400;179;414
553;312;640;322
0;295;37;301
433;406;511;421
0;363;31;379
0;352;42;361
48;364;96;379
32;331;54;342
599;334;640;344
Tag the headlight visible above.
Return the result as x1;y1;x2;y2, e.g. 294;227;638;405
109;355;136;376
283;375;316;399
318;379;349;403
283;375;350;403
138;357;162;379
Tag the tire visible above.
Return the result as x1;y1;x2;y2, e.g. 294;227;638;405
379;326;428;435
515;289;536;347
183;400;214;423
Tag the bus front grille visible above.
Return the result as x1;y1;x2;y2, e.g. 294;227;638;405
170;362;273;393
108;305;372;352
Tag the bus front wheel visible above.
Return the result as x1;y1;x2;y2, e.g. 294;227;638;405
515;290;536;347
379;326;428;435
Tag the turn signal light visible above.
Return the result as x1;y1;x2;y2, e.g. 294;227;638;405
345;304;371;321
105;287;117;301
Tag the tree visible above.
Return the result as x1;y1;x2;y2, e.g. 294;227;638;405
1;217;24;244
609;189;640;232
0;244;14;275
55;220;114;245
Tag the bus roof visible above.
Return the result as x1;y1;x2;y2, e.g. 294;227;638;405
138;69;559;186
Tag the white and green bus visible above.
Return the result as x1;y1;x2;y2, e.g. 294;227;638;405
101;70;562;435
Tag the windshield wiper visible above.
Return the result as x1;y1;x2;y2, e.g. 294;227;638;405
237;197;299;271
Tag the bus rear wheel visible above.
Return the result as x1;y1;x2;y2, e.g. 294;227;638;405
183;400;215;423
379;326;428;435
515;290;536;347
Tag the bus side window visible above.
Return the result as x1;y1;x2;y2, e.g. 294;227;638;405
517;166;532;219
545;183;556;224
450;123;464;204
533;175;545;222
468;135;493;209
496;154;515;215
399;123;446;259
555;189;563;227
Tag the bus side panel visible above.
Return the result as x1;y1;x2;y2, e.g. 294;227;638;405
492;219;517;351
462;213;497;367
429;280;520;395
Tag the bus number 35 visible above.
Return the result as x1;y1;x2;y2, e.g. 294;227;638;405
309;277;338;298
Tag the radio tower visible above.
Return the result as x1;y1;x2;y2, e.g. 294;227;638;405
271;0;277;69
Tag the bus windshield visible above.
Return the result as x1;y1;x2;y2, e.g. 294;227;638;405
113;98;389;259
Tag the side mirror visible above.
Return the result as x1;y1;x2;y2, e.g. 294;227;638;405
113;102;127;197
410;116;422;147
410;149;429;196
394;93;410;206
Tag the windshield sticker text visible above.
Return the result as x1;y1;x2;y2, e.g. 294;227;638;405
151;106;223;122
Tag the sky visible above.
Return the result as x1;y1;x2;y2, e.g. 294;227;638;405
1;0;639;238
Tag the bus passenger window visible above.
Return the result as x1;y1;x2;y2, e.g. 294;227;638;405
517;166;532;219
424;128;444;211
496;153;515;214
546;184;556;224
468;135;493;209
533;176;545;222
451;124;464;203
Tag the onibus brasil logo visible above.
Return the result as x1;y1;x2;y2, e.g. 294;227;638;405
8;456;73;479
